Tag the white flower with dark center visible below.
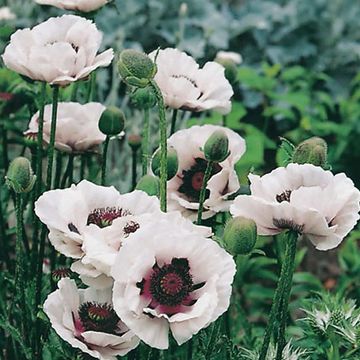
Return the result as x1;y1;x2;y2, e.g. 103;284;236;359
166;125;245;220
215;51;242;65
0;7;16;20
231;163;360;251
148;48;233;114
35;0;108;12
111;216;235;349
35;180;161;259
25;102;106;153
76;212;212;288
2;15;113;85
44;278;139;360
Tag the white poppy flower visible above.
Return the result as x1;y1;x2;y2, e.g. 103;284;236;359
35;0;108;12
111;216;236;349
35;180;161;259
215;51;242;65
76;212;212;288
2;15;113;85
25;102;106;153
166;125;245;220
0;7;16;20
148;48;233;114
230;163;360;251
44;278;139;360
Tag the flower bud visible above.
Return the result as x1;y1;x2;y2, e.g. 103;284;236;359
118;49;157;88
128;134;142;151
292;137;327;168
6;157;36;193
223;217;257;256
204;129;230;163
130;87;157;110
136;175;160;197
216;59;238;85
98;106;126;136
151;147;178;180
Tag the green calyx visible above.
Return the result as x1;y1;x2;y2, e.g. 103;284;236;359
204;129;230;163
292;136;328;168
6;157;36;193
136;174;160;197
151;147;178;180
118;49;157;88
223;216;257;255
130;87;157;110
98;106;126;136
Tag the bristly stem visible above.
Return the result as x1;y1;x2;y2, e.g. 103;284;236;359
131;146;138;190
196;160;213;225
142;108;150;175
150;80;167;212
259;230;298;360
170;108;178;135
101;136;110;186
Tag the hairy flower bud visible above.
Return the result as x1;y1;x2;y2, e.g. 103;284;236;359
136;175;160;197
223;217;257;255
130;87;156;110
204;129;230;163
6;157;36;193
98;106;125;136
292;137;328;168
151;147;178;180
118;49;157;88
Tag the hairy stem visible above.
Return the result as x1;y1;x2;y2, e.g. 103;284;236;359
142;108;150;175
196;161;213;225
170;108;178;135
101;136;110;186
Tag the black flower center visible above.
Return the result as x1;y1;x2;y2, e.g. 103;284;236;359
87;207;131;228
123;221;140;236
78;302;120;334
52;267;73;282
178;158;222;202
276;190;292;203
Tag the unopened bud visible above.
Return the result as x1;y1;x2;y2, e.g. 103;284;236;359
136;175;160;197
128;134;142;151
6;157;36;193
204;129;230;163
98;106;126;136
118;49;157;88
292;137;327;168
223;217;257;255
130;87;156;110
151;147;178;180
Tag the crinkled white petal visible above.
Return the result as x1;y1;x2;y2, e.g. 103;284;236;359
35;0;108;12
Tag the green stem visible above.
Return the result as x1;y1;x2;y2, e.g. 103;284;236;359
53;151;63;189
86;72;96;102
170;108;178;135
196;161;213;225
0;182;11;270
328;331;341;360
60;154;73;188
1;122;9;172
275;231;298;359
150;80;168;212
131;147;138;190
142;108;150;175
101;136;110;186
222;115;227;127
80;154;86;180
70;82;79;102
259;230;298;360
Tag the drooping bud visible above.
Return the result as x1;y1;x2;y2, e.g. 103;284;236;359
118;49;157;88
130;87;156;110
204;129;230;163
151;147;178;180
292;137;328;168
136;175;160;197
215;51;242;85
52;268;74;282
223;217;257;255
98;106;125;136
128;134;142;151
6;157;36;193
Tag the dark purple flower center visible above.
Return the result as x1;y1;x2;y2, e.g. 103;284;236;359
123;221;140;236
52;267;73;282
276;190;292;203
87;207;132;228
78;302;120;334
137;258;205;316
178;158;221;202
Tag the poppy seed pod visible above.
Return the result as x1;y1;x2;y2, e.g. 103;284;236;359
130;88;157;110
152;147;178;180
204;129;230;163
128;134;142;150
6;157;36;193
223;217;257;255
98;106;125;136
292;137;328;168
136;175;160;197
118;49;157;88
